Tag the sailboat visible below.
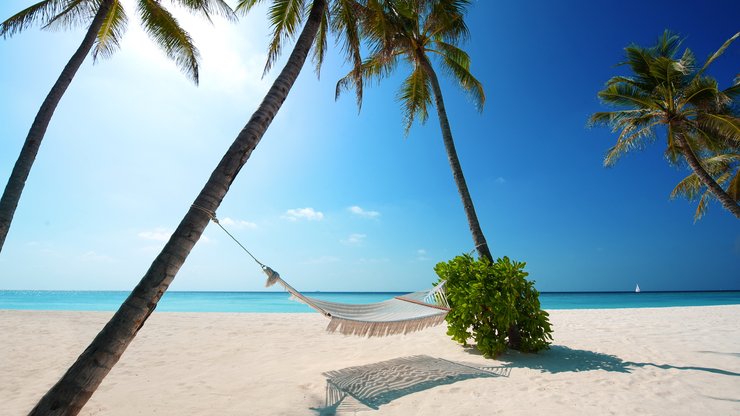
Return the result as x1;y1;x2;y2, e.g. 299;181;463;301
635;284;641;293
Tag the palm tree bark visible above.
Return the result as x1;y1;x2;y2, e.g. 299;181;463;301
29;0;327;414
675;134;740;219
419;56;493;262
0;0;115;254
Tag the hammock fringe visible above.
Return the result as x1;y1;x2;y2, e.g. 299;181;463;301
326;313;448;337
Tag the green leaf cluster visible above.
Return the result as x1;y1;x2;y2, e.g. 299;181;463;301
589;30;740;219
435;254;552;358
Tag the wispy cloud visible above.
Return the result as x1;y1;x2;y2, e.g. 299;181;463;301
348;205;380;219
220;217;257;229
416;249;429;261
342;233;367;246
495;177;506;184
283;207;324;221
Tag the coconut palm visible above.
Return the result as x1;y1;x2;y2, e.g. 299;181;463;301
336;0;492;261
30;0;363;414
0;0;236;253
590;30;740;219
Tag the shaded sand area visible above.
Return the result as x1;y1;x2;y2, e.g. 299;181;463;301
2;306;739;415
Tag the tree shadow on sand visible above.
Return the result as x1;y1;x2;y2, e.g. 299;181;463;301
309;355;510;415
492;345;740;377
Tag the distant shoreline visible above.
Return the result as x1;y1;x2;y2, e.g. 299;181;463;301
2;290;740;312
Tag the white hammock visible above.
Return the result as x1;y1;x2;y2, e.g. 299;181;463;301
195;206;450;338
263;266;449;337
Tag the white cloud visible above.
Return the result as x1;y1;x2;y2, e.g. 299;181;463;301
495;177;506;184
138;227;172;242
220;217;257;229
348;205;380;219
416;249;429;261
342;233;366;246
283;207;324;221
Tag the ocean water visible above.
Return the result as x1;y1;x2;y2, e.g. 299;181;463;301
1;290;740;312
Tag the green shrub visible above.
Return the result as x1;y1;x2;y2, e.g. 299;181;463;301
435;254;553;358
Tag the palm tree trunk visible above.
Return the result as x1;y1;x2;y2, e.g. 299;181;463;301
29;1;327;414
419;57;493;262
676;135;740;219
0;0;115;253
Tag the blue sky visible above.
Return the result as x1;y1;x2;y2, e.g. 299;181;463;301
0;0;738;292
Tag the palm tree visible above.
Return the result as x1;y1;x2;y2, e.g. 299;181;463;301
0;0;235;253
336;0;492;261
29;0;363;414
590;30;740;219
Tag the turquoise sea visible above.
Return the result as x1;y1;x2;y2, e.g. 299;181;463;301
1;290;740;312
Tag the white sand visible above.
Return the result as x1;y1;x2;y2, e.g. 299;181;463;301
2;306;739;415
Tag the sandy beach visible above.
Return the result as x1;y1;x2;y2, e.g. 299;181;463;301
2;306;739;415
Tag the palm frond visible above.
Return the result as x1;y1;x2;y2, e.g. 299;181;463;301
603;121;660;167
588;109;658;129
677;47;696;74
724;82;740;100
42;0;96;32
697;113;740;145
92;0;127;61
1;0;67;38
398;65;432;134
597;82;658;109
671;171;704;201
693;193;710;221
426;0;470;44
728;169;740;201
335;52;399;106
696;31;739;78
169;0;236;23
671;167;735;221
682;76;720;108
621;46;658;87
330;0;364;105
138;0;200;83
651;30;682;58
310;3;329;77
648;55;689;85
235;0;266;14
263;0;306;76
431;41;484;110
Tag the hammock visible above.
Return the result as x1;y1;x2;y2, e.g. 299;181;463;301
196;205;451;337
262;266;450;337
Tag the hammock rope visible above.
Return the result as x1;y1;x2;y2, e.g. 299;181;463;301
197;205;450;337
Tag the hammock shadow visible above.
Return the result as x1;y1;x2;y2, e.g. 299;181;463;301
310;355;510;415
492;345;740;376
497;345;632;374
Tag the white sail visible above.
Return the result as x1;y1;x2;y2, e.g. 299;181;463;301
635;284;641;293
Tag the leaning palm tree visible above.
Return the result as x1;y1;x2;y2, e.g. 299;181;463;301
336;0;491;261
590;30;740;219
0;0;235;253
29;0;363;414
